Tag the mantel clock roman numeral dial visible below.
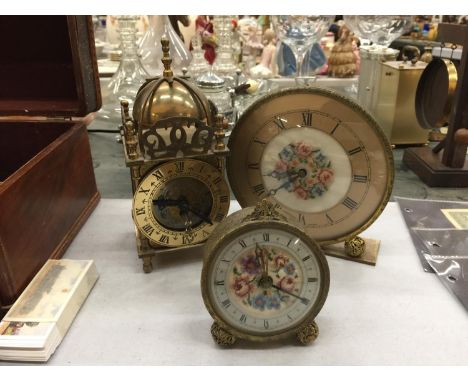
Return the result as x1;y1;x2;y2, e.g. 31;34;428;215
227;87;394;245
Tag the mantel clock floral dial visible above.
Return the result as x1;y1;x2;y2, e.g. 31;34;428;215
227;88;394;245
201;203;330;345
133;159;230;247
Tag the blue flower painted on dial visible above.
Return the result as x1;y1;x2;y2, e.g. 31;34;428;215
283;262;296;275
279;145;295;161
252;294;267;310
267;295;281;310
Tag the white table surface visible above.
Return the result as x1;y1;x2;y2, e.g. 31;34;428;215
4;199;468;366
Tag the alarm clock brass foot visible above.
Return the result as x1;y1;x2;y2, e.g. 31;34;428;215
344;236;366;258
211;321;237;346
142;256;153;273
296;321;319;345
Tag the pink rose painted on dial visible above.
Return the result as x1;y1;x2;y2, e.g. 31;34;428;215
232;274;254;297
318;168;334;186
275;160;288;172
294;187;308;200
278;276;295;292
290;159;300;168
296;142;313;157
274;253;289;268
306;177;318;186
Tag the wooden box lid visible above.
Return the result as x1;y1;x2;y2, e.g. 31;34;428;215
0;16;102;118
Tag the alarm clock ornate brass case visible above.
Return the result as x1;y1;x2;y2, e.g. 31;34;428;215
227;87;394;264
201;200;330;346
120;37;230;272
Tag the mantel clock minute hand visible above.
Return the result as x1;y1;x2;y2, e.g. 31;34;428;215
268;173;300;196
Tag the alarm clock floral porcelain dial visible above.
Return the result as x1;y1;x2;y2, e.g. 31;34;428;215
201;201;330;345
227;87;394;245
133;159;230;247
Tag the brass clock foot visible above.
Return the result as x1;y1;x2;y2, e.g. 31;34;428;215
296;321;319;345
344;236;366;258
142;256;153;273
211;321;237;346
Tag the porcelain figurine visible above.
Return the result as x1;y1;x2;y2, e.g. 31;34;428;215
250;29;278;78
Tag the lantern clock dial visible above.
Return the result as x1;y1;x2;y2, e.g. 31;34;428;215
227;88;394;245
133;159;230;247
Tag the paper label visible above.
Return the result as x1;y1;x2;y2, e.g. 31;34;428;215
5;260;93;322
0;321;54;337
442;209;468;229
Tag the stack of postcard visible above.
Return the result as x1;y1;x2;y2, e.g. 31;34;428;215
0;259;98;362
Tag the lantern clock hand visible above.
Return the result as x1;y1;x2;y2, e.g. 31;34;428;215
153;197;213;225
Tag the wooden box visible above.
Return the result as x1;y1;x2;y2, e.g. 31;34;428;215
0;16;101;312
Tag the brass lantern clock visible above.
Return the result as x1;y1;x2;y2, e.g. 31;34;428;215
120;38;230;272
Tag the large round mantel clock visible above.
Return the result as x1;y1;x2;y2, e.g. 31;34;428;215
227;88;394;262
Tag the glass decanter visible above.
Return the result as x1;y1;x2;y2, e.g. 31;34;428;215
196;70;233;121
139;15;192;76
187;33;210;78
99;15;149;121
212;16;238;87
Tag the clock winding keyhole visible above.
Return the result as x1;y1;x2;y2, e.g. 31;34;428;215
298;169;307;178
258;275;274;289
